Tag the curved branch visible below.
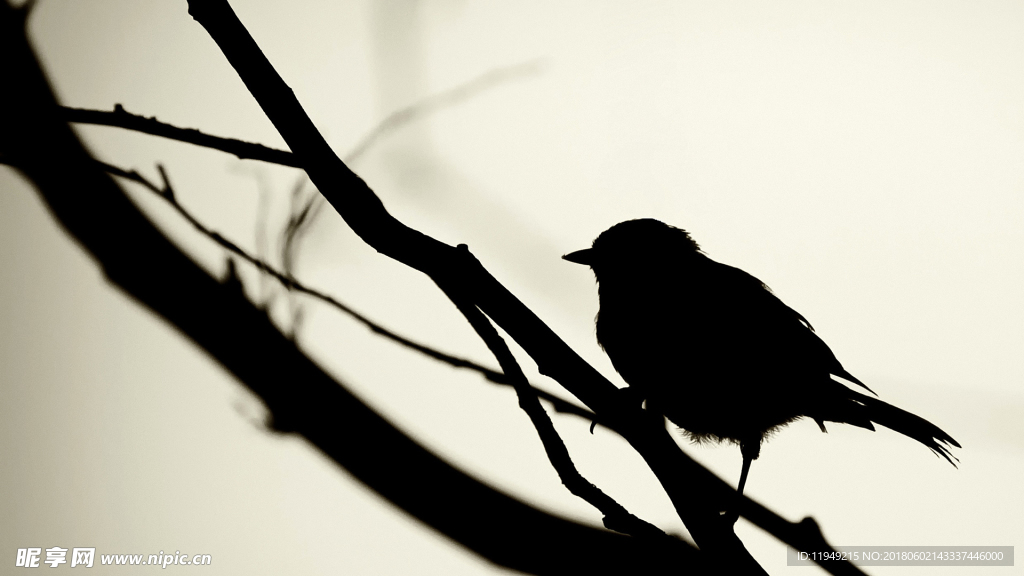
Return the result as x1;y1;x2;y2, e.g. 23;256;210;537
0;4;702;573
184;1;869;574
96;158;603;426
61;104;301;167
61;61;543;171
102;160;507;381
441;275;669;540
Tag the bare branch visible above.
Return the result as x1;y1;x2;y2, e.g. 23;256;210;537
95;159;603;426
61;104;301;167
62;62;546;288
60;61;542;172
181;0;876;573
10;0;868;572
0;5;701;572
443;276;673;541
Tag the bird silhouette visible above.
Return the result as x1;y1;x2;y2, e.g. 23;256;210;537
564;218;959;510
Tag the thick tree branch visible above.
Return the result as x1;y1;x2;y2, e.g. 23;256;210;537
183;1;869;573
5;0;867;572
64;62;546;288
284;59;546;269
103;158;657;547
0;4;703;573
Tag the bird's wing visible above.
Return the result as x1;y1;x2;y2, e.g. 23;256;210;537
703;259;875;394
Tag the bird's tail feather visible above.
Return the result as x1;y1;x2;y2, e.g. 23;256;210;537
834;369;876;395
850;390;961;466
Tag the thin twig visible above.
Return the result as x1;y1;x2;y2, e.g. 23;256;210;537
439;266;673;540
184;1;866;572
62;63;546;284
61;61;543;172
95;159;601;426
54;2;860;570
61;104;301;167
1;10;701;568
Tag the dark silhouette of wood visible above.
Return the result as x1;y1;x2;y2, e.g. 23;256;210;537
97;158;602;426
441;279;671;539
61;104;301;166
1;0;879;572
97;156;654;536
183;0;869;573
184;0;770;570
0;4;702;573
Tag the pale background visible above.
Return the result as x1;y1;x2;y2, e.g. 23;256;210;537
2;1;1022;574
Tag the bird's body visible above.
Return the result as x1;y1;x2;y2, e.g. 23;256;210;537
565;219;958;476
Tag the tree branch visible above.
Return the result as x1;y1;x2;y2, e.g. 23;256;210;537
0;4;703;573
440;273;670;540
63;61;547;287
183;1;869;573
60;61;542;171
96;158;603;426
7;0;869;572
61;104;301;166
99;158;663;554
283;59;546;273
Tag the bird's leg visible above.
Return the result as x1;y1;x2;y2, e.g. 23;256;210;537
737;438;761;496
736;453;753;498
725;438;762;524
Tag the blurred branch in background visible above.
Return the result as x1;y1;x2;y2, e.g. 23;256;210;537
60;59;547;292
282;59;546;282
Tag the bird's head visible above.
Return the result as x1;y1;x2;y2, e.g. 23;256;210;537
562;218;702;278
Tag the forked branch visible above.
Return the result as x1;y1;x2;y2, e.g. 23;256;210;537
0;3;699;573
182;0;871;573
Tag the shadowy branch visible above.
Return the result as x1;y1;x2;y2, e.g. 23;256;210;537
0;3;702;573
62;62;546;286
94;159;602;425
441;274;669;539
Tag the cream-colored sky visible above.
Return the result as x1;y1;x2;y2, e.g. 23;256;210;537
2;0;1022;574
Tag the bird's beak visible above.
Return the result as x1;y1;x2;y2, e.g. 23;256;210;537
562;248;593;265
